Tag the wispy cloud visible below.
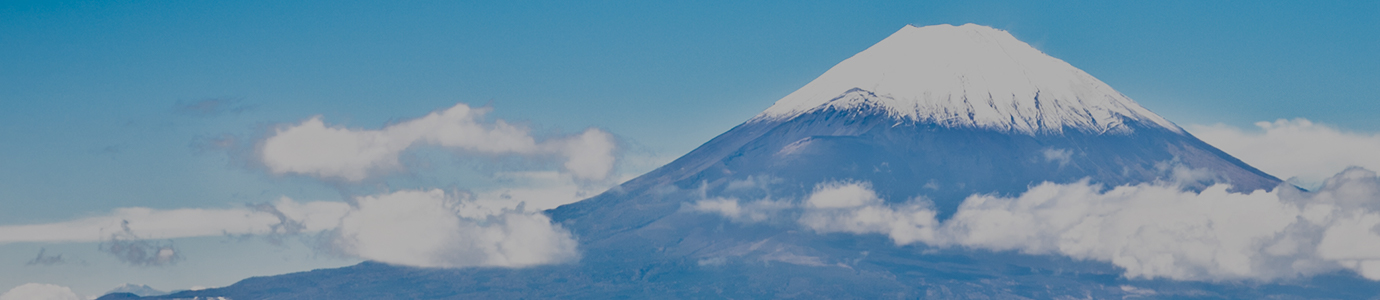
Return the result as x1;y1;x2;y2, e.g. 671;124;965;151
0;190;579;269
24;249;67;267
1190;119;1380;182
259;103;617;182
99;221;183;267
690;197;792;223
470;171;612;213
0;198;345;243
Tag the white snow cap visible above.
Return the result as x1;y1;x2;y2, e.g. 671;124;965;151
759;24;1181;134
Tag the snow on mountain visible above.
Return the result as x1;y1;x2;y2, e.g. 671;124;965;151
759;24;1180;134
103;284;166;297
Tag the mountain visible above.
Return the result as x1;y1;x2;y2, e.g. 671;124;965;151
131;24;1380;299
553;23;1278;231
105;284;167;297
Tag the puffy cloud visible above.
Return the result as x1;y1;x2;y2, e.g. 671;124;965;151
331;189;579;268
557;129;618;181
797;182;939;245
0;283;80;300
1189;119;1380;182
936;180;1297;280
259;103;617;182
804;181;882;209
694;168;1380;281
1041;148;1073;167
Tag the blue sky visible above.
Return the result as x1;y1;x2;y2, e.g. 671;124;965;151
2;0;1378;297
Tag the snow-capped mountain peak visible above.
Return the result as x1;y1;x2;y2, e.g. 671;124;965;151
757;24;1181;134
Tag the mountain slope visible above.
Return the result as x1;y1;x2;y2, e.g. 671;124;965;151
549;25;1278;271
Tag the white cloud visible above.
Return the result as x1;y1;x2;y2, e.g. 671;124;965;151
803;181;881;209
259;103;617;182
689;197;792;223
0;189;579;269
695;169;1380;281
1189;119;1380;182
936;180;1298;280
0;198;348;243
1041;148;1073;167
332;189;578;268
556;129;618;181
796;182;939;245
0;198;350;268
0;283;80;300
468;171;610;215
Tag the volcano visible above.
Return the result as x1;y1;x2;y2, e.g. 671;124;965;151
555;24;1278;232
129;24;1380;299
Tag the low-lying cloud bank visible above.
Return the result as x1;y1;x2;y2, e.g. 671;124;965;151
0;190;579;269
260;103;616;182
0;283;80;300
696;167;1380;281
0;198;346;244
1191;118;1380;182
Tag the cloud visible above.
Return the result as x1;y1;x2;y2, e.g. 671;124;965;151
689;197;792;223
25;249;67;266
259;103;617;182
99;220;183;266
0;283;80;300
1041;148;1073;167
695;168;1380;281
556;129;618;181
329;189;579;268
0;198;349;243
796;182;939;245
935;180;1295;280
0;190;579;269
1189;119;1380;182
470;171;611;214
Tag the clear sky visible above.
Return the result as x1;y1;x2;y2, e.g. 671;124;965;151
1;0;1377;297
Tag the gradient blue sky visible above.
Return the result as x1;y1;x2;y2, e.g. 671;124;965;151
2;0;1377;296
